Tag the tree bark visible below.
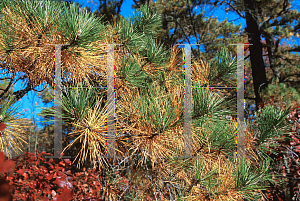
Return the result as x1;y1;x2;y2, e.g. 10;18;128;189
244;0;268;109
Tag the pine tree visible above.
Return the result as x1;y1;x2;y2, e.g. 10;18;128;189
0;0;282;200
211;0;300;108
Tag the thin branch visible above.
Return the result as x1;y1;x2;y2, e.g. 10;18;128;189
132;0;139;8
280;73;300;82
286;46;300;52
0;77;13;80
259;16;271;27
244;96;256;100
177;20;199;58
218;1;245;18
282;79;300;84
12;79;33;101
33;85;47;93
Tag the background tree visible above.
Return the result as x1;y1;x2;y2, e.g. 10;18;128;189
209;0;300;108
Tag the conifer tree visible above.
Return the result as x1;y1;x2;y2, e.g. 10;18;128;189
210;0;300;107
0;0;285;200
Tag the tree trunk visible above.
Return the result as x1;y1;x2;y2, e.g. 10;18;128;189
244;0;268;109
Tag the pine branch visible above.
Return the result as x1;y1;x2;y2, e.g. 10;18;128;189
12;78;33;101
217;1;245;18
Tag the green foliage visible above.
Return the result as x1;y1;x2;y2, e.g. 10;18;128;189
192;87;233;120
195;119;236;156
59;1;106;51
128;4;162;37
0;0;106;52
261;83;300;107
117;4;168;65
39;82;105;126
0;95;20;124
210;47;237;85
119;56;150;89
233;157;274;201
120;82;184;134
255;104;291;146
0;95;28;158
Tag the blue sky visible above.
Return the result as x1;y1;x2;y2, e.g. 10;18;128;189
12;0;299;127
79;0;245;26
